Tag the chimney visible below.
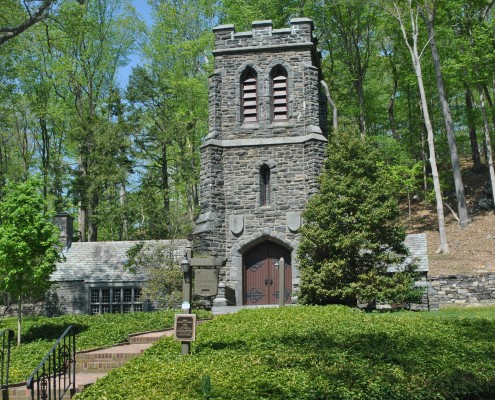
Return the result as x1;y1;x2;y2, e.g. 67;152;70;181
53;212;74;250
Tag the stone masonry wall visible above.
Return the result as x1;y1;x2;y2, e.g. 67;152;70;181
194;18;328;306
208;19;324;140
221;139;326;304
46;281;86;315
428;273;495;309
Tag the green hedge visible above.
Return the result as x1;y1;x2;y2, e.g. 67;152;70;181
0;310;211;384
76;306;495;400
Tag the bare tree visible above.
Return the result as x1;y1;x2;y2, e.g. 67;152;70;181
478;88;495;205
387;0;449;253
418;1;470;228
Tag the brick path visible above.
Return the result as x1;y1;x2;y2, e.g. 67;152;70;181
74;329;175;393
5;329;175;399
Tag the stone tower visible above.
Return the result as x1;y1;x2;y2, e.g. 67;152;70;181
193;19;327;307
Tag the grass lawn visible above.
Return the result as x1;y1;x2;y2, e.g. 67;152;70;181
0;310;211;384
75;306;495;400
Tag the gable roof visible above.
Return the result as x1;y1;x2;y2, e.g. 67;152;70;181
387;233;429;273
51;239;190;283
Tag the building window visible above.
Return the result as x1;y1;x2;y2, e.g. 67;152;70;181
260;165;270;206
90;287;143;314
271;67;288;121
241;68;258;123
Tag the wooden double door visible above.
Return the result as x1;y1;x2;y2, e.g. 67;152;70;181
243;241;292;305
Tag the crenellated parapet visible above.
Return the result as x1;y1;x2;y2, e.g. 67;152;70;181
212;19;315;54
204;19;326;141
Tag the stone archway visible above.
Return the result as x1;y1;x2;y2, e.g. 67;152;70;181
243;241;292;305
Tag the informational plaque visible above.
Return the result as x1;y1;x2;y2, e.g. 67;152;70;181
194;268;219;297
174;314;196;342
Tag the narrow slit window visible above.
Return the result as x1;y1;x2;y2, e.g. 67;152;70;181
260;165;270;206
272;68;288;121
242;69;258;123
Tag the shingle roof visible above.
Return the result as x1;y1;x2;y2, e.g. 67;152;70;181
51;240;190;283
387;233;429;273
51;234;428;284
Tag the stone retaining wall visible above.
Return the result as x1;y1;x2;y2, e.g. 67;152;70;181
428;273;495;309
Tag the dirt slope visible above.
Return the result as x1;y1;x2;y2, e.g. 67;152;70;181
402;166;495;276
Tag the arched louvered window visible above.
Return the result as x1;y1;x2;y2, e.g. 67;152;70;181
272;67;288;121
260;165;270;206
241;68;258;123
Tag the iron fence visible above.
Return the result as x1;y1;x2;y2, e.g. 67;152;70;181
26;325;76;400
0;328;14;389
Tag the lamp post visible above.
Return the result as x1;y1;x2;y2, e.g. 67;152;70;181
180;254;192;313
180;254;192;355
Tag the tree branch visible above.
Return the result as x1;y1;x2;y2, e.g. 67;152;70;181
320;80;338;132
0;0;86;47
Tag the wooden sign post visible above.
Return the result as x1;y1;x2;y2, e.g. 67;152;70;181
177;250;225;355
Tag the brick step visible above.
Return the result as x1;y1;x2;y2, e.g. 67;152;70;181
76;344;149;373
128;329;172;344
4;382;75;400
2;328;179;399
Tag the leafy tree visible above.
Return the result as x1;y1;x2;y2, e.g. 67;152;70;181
0;0;86;46
297;128;418;307
125;242;182;309
0;177;60;345
126;0;215;239
221;0;300;30
47;0;138;241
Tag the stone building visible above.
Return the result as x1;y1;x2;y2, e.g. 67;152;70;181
49;213;189;315
193;19;328;307
46;19;431;315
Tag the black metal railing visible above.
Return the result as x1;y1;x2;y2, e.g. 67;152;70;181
0;329;14;389
26;325;76;400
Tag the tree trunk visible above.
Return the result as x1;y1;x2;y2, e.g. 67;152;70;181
478;87;495;204
416;68;449;253
465;86;483;172
120;182;127;240
39;116;50;207
355;78;367;136
161;142;170;230
422;9;470;227
89;192;98;242
388;78;398;140
394;1;449;253
17;296;22;346
78;152;87;242
483;83;495;134
320;80;338;132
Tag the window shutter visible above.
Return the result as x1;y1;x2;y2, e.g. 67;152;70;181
242;71;258;122
272;70;288;120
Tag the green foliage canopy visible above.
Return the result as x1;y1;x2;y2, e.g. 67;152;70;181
298;128;418;306
125;242;183;308
0;178;60;301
